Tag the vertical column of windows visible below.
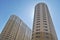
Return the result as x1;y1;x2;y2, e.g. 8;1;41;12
35;5;41;39
42;4;48;32
42;4;50;40
36;5;40;31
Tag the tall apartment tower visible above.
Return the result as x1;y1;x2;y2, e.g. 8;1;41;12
32;3;58;40
0;15;31;40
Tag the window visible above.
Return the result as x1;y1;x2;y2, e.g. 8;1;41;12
44;29;48;31
33;30;34;32
32;34;33;36
36;26;40;28
37;18;40;20
36;32;40;34
45;36;49;39
37;21;40;23
37;14;40;16
45;23;47;25
32;37;33;39
44;26;47;28
37;16;40;18
36;29;40;31
36;23;40;25
45;32;49;35
6;35;9;37
5;37;8;39
44;16;46;18
43;18;46;20
44;23;47;25
43;21;47;22
37;21;40;22
36;36;40;38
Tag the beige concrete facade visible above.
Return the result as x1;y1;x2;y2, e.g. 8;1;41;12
0;15;32;40
32;3;58;40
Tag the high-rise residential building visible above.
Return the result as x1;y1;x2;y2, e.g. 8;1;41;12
0;15;32;40
32;3;58;40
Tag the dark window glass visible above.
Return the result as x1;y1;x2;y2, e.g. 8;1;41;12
36;26;40;28
37;19;40;20
32;37;33;39
37;16;40;18
37;14;40;16
36;36;40;38
44;23;47;25
37;21;40;22
45;36;49;38
45;23;47;25
37;21;40;24
32;34;33;36
44;29;48;31
36;32;40;34
43;18;46;20
43;21;47;22
36;23;40;25
44;26;47;28
45;33;48;35
36;29;40;31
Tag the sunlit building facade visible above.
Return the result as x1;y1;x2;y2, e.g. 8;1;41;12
0;15;32;40
31;3;58;40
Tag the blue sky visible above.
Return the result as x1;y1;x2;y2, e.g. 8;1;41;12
0;0;60;40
